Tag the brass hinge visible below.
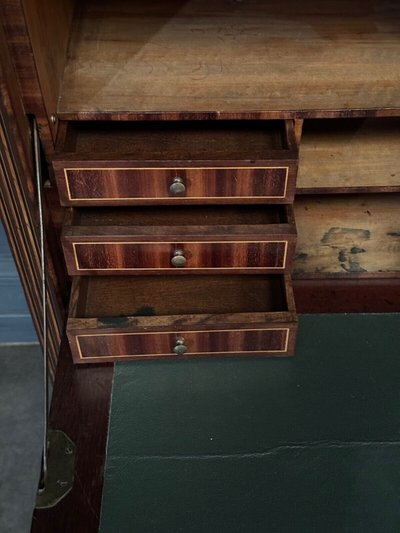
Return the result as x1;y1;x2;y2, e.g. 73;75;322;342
35;430;76;509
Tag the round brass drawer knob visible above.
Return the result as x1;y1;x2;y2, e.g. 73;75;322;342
171;249;187;268
169;177;186;196
173;337;187;355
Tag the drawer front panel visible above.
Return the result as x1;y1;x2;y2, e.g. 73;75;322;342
68;240;290;274
72;327;292;362
58;166;291;205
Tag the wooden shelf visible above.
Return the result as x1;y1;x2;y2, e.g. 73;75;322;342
58;0;400;119
297;118;400;193
294;194;400;277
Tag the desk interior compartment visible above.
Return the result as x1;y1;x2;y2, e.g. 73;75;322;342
17;0;400;121
298;118;400;193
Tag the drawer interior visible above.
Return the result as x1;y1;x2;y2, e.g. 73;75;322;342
60;120;291;158
72;205;289;227
72;275;290;318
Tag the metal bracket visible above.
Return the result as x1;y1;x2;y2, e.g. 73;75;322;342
35;430;76;509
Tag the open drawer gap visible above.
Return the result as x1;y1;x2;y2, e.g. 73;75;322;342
60;120;294;158
77;275;289;317
73;204;289;227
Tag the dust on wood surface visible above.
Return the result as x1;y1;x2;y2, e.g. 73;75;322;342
59;0;400;116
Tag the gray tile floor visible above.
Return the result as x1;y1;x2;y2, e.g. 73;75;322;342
1;220;43;531
0;345;43;533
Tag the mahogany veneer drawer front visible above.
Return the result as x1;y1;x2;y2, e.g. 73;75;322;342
62;205;296;275
53;120;298;205
67;275;297;363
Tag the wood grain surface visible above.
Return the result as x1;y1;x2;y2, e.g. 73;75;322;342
58;0;400;118
294;278;400;313
77;275;290;316
21;0;74;141
53;119;298;205
0;22;64;374
66;240;293;275
74;204;290;226
72;326;295;362
297;118;400;193
294;194;400;278
62;205;296;275
54;163;296;205
67;275;297;362
31;339;114;533
1;0;74;155
62;120;289;157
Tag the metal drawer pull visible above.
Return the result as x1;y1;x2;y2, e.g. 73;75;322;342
169;176;186;195
171;249;187;267
173;337;188;355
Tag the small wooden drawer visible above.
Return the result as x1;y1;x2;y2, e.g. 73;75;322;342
53;120;298;205
67;274;298;363
62;205;297;275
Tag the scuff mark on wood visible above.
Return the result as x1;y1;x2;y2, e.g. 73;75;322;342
99;316;130;328
321;227;370;244
350;247;366;254
295;252;308;260
340;262;367;273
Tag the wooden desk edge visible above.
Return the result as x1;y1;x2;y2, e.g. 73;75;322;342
31;338;114;533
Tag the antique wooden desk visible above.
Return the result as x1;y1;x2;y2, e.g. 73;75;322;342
0;1;399;531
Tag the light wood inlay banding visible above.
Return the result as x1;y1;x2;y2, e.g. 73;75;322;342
61;166;290;204
75;327;290;360
71;240;289;272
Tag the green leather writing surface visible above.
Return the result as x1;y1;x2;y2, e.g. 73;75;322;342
101;315;400;532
